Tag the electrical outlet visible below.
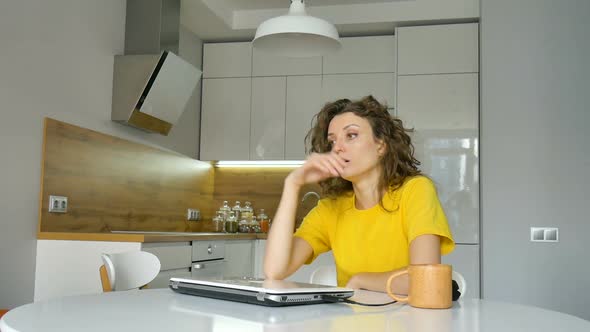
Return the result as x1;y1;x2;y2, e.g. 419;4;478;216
530;227;559;242
49;195;68;213
187;209;200;221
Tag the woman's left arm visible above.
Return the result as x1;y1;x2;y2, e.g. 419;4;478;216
345;234;441;293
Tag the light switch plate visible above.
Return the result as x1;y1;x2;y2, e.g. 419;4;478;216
530;227;559;242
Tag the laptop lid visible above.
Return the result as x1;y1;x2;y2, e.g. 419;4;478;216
169;277;354;307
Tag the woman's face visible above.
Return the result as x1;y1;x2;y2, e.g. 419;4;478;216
327;112;384;182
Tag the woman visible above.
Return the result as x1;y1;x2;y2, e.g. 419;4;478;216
264;96;454;294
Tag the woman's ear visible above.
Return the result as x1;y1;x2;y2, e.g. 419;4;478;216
377;140;386;156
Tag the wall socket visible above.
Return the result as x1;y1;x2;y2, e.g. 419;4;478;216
187;209;200;221
530;227;559;242
49;195;68;213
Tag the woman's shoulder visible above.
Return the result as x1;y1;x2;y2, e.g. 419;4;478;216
389;175;434;192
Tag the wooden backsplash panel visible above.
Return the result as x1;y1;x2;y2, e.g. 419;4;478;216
212;168;321;226
39;118;216;233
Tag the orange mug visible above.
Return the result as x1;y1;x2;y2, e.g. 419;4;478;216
386;264;452;309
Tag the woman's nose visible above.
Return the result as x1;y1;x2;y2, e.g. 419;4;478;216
332;139;344;153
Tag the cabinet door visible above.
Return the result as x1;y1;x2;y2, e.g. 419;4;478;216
252;48;321;76
323;36;396;74
442;244;479;299
253;240;266;279
397;73;479;244
285;75;322;160
149;269;191;289
224;240;254;277
397;74;478;130
203;42;252;78
142;242;192;270
322;73;395;108
250;77;287;160
200;78;251;160
397;23;479;75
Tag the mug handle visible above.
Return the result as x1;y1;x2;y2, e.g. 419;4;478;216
386;270;409;303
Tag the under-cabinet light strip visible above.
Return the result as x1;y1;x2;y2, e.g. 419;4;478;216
215;160;304;168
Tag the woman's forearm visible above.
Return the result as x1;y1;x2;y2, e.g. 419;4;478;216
263;177;302;279
346;270;409;294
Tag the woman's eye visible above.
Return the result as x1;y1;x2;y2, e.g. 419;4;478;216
347;133;357;140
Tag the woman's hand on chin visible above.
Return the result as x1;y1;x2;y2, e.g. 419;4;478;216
287;152;346;187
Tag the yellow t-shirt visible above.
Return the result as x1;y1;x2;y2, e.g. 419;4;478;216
294;176;455;287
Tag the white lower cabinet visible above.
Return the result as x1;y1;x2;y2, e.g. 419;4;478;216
142;242;192;289
253;240;266;278
442;244;479;299
223;240;254;277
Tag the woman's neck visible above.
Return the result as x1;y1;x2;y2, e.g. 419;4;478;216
352;174;383;210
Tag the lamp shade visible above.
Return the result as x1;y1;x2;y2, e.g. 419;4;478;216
253;0;340;57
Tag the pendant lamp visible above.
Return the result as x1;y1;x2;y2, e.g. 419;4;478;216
253;0;341;57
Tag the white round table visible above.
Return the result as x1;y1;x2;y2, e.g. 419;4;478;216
1;288;589;332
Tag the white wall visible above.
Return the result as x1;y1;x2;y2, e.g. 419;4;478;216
481;0;590;320
0;0;202;308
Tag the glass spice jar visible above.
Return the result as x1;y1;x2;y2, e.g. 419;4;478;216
224;211;238;233
238;218;250;233
258;209;270;233
212;211;225;232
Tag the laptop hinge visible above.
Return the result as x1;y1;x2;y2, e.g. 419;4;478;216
256;292;266;301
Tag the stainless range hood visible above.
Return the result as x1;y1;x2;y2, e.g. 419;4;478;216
112;0;202;136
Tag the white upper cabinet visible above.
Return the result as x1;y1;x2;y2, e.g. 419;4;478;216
397;74;479;130
322;73;396;108
323;36;396;74
397;23;479;75
200;78;251;160
203;42;252;78
250;77;287;160
285;75;323;160
252;48;321;76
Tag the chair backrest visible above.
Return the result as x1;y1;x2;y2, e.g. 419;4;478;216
452;270;467;298
309;265;337;286
0;309;9;319
99;251;161;292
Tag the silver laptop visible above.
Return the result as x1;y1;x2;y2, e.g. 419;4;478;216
169;276;354;307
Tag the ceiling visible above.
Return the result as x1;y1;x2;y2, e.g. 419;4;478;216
180;0;479;42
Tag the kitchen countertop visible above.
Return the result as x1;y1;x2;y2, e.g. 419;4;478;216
37;231;268;242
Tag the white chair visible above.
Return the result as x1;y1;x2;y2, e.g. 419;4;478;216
453;270;467;298
309;265;337;286
99;251;161;292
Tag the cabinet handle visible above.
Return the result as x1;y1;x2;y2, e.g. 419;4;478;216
207;245;213;254
194;263;205;269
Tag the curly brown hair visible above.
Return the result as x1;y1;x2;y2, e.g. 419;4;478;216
304;95;422;200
